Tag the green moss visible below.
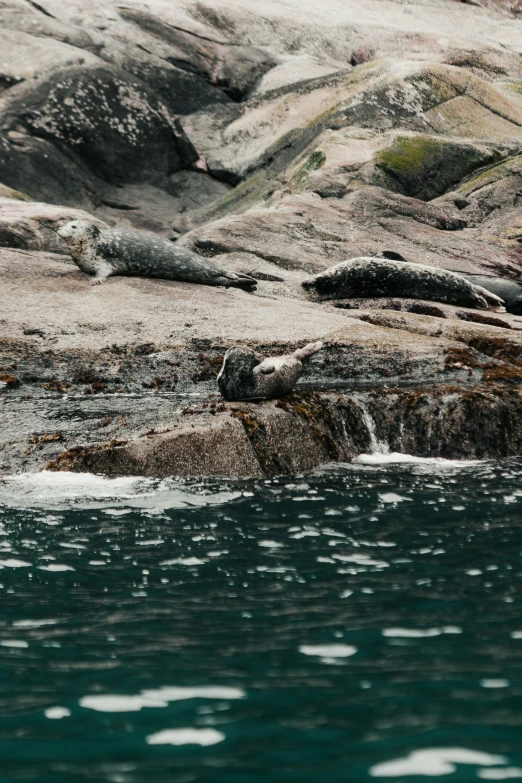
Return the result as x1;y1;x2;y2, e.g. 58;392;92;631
208;170;268;216
373;135;501;200
288;150;326;191
375;135;446;176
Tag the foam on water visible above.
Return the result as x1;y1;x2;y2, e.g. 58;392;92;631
356;452;481;467
0;471;242;511
44;707;71;720
146;728;225;746
383;627;462;638
80;686;245;713
299;644;357;658
370;749;507;777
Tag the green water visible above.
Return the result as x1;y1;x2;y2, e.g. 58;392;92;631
1;458;522;782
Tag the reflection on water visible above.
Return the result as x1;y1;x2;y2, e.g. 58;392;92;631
1;460;522;782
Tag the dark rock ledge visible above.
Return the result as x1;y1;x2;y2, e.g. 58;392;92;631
1;0;522;477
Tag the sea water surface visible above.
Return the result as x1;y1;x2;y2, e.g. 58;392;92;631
1;457;522;782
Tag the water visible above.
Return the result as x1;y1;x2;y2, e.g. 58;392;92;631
1;459;522;782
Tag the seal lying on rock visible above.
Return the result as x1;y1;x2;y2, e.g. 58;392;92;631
302;257;505;311
218;342;323;401
57;220;257;290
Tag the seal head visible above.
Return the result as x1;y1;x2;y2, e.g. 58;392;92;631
218;342;323;401
57;220;102;275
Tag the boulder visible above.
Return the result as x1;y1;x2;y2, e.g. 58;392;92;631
0;63;192;186
0;199;107;253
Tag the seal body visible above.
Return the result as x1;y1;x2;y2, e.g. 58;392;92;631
57;220;257;290
302;257;505;311
218;342;323;401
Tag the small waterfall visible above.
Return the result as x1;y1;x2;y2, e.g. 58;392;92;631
352;394;389;454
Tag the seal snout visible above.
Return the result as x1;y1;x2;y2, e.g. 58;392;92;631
56;223;73;239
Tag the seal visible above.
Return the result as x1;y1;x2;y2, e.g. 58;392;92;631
302;257;505;311
57;220;257;291
217;342;324;401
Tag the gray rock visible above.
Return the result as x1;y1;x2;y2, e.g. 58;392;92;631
1;0;522;477
0;63;190;186
0;199;107;253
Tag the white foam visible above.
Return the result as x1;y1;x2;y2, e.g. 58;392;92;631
45;706;71;720
480;679;509;688
0;558;31;568
13;619;58;628
38;564;75;572
80;686;245;713
370;748;507;777
356;453;479;467
510;631;522;639
383;627;462;638
159;557;206;567
141;686;245;702
379;492;412;503
79;695;168;713
334;554;388;567
479;769;522;779
0;472;242;511
59;542;85;550
299;644;357;658
146;728;225;746
0;639;28;648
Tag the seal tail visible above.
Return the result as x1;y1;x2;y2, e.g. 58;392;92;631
293;341;324;361
226;273;257;292
474;285;506;312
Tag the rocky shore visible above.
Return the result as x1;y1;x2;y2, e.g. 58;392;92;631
1;0;522;477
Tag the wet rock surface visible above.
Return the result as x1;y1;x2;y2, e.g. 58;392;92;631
1;0;522;476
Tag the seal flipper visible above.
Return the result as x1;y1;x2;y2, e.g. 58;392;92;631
474;285;506;312
224;272;257;292
90;259;115;286
293;341;324;361
256;364;276;375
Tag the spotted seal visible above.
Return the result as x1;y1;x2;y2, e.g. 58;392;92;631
217;342;324;401
302;257;505;311
57;220;257;291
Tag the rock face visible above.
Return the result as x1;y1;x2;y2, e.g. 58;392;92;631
1;0;522;476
